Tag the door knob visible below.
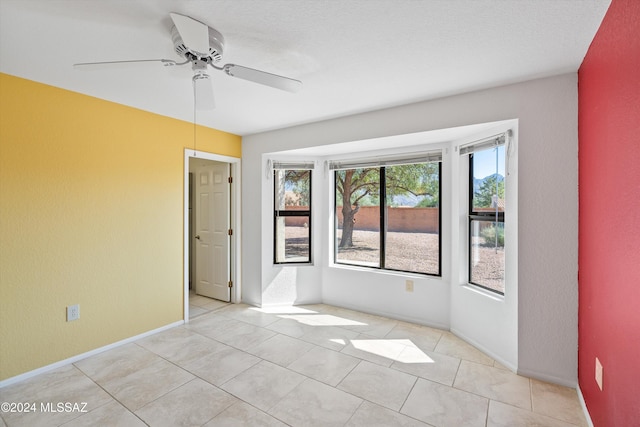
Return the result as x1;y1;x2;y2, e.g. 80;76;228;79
195;235;201;240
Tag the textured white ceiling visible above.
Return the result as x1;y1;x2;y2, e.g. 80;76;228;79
0;0;610;136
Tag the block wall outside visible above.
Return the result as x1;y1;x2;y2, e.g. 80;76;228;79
282;206;439;233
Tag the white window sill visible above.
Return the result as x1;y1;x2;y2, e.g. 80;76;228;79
329;262;443;281
461;283;505;301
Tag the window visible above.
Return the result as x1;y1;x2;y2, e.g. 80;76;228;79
274;166;312;264
335;167;381;267
332;154;441;275
464;138;506;294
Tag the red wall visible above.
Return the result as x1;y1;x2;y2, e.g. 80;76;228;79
578;0;640;425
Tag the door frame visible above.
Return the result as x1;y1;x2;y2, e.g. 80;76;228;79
183;149;242;322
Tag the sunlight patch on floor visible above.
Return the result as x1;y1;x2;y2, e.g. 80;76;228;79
351;339;434;364
244;305;434;364
250;306;318;315
278;314;367;327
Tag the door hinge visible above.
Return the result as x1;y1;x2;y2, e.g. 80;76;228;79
228;176;233;184
228;281;233;288
228;229;233;236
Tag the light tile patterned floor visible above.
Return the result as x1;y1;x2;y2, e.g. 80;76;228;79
0;302;588;427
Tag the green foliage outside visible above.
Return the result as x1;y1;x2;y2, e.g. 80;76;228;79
386;163;440;206
416;196;439;207
480;223;504;247
335;163;439;207
284;170;311;206
474;174;504;209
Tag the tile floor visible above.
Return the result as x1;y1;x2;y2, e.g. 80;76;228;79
0;301;588;427
188;290;230;319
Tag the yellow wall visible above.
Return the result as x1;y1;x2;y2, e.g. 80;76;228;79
0;73;241;380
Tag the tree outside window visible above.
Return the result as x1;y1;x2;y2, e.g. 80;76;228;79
335;161;440;275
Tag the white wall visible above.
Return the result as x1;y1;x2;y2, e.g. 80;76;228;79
449;125;519;372
242;73;578;386
260;161;323;306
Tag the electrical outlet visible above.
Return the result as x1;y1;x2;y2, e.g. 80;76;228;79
67;304;80;322
595;357;603;390
405;280;414;292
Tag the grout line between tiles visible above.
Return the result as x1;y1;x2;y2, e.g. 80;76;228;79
70;363;150;427
451;354;463;386
484;398;491;426
529;377;534;413
342;399;366;427
397;374;419;413
334;358;364;389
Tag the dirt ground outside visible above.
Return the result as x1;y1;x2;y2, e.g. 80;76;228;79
285;226;504;293
336;229;440;275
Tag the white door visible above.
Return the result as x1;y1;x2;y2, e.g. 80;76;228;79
195;162;230;301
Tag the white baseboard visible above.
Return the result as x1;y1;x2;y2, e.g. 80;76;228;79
0;320;184;389
576;383;594;427
449;327;517;372
321;298;450;331
515;367;577;388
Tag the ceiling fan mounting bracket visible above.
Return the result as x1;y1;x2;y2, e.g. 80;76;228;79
171;24;224;64
191;59;209;73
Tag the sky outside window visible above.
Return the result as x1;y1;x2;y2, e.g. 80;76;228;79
473;146;505;179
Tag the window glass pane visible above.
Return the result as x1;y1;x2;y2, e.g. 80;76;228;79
275;216;310;263
470;220;504;293
274;169;311;264
275;170;310;210
472;145;505;213
385;163;440;274
335;168;380;267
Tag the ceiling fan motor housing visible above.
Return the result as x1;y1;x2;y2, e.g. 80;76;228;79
171;25;225;63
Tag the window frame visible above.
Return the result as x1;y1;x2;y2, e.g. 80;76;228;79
273;168;312;265
467;150;505;295
333;161;442;277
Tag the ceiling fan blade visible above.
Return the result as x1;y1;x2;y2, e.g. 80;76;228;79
222;64;302;93
170;12;210;56
74;59;182;69
193;74;215;110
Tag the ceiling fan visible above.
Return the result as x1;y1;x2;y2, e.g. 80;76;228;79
74;12;302;110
